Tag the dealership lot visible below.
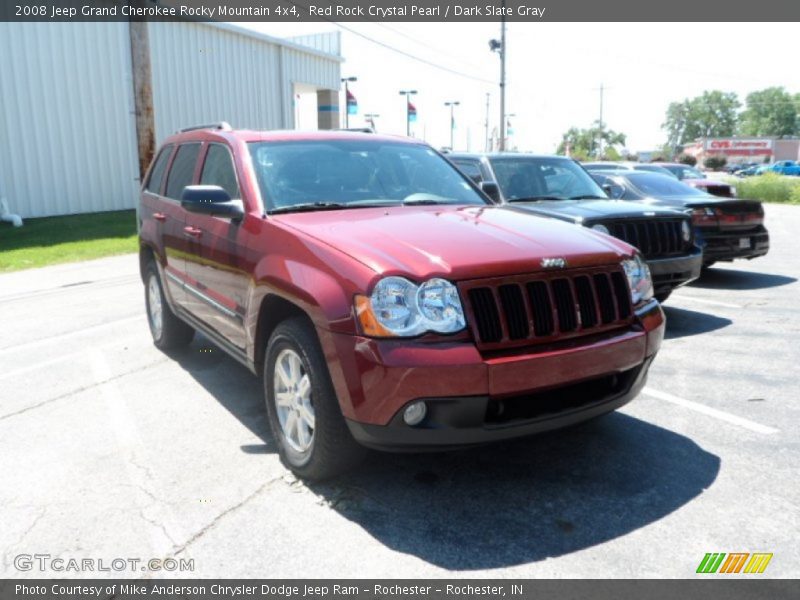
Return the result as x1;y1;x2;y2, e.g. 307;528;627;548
1;204;798;579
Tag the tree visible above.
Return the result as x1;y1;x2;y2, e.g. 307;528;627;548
738;87;798;137
557;121;626;159
662;91;740;151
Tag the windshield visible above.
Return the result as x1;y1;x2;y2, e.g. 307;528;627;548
663;164;705;180
633;164;676;177
624;172;708;197
248;140;488;212
488;157;607;201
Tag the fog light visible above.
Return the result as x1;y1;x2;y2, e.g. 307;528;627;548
403;401;427;426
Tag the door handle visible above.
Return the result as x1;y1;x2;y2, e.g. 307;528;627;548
153;212;167;222
183;226;202;238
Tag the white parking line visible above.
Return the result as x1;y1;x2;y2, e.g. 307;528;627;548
670;295;742;309
643;387;779;435
0;315;142;355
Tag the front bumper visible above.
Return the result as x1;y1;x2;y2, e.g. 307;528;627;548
646;247;703;295
698;226;770;263
331;299;664;450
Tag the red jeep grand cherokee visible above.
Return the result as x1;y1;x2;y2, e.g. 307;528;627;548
138;124;665;480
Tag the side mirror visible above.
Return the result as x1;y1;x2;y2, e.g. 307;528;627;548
602;183;624;199
480;181;501;203
181;185;244;220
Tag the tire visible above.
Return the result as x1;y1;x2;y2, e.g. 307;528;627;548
654;290;672;303
144;261;194;350
264;317;365;480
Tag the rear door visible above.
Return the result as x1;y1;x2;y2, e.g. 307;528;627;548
159;142;202;312
182;142;250;350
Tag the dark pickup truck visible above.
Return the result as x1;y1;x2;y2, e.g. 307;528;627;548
589;170;770;267
449;153;702;302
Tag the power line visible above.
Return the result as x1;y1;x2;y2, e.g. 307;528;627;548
284;0;495;85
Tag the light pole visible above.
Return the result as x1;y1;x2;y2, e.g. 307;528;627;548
444;101;460;150
399;90;417;137
341;76;357;128
364;113;380;132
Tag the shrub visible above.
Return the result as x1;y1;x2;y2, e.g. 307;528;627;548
677;154;697;166
704;156;727;170
732;173;800;204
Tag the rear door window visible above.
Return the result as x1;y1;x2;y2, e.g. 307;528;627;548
200;144;240;199
165;143;201;200
145;145;173;194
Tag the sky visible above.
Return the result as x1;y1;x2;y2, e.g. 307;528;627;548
241;21;798;154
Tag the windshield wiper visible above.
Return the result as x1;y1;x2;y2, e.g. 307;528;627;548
568;194;606;200
506;196;564;202
268;201;395;214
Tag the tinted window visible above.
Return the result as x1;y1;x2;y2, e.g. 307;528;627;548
249;140;487;211
488;157;606;201
145;145;172;193
625;173;707;197
200;144;240;198
452;160;483;182
165;143;201;200
633;164;676;178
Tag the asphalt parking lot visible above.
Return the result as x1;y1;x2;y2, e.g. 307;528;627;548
1;204;798;579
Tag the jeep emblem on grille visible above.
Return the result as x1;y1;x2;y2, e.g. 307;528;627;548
541;257;567;269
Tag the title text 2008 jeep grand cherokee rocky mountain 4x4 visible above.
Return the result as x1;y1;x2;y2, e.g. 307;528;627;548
138;125;665;480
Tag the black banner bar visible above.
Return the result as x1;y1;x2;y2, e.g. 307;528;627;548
2;580;800;600
2;0;800;22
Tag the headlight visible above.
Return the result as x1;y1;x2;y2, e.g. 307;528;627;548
591;224;610;235
355;276;466;337
681;220;692;242
621;254;654;305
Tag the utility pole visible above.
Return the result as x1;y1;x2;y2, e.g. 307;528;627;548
129;21;155;182
484;92;490;151
499;5;506;151
489;4;507;151
444;101;460;150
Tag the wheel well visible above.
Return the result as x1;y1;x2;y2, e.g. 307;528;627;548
139;244;156;282
254;295;310;375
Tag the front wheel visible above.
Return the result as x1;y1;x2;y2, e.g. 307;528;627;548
264;317;365;480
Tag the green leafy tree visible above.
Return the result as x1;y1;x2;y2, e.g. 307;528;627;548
557;121;626;159
738;87;798;137
662;91;740;151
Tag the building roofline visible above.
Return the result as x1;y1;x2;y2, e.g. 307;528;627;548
200;22;344;63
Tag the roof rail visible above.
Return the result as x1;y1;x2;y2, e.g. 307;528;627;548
178;122;233;133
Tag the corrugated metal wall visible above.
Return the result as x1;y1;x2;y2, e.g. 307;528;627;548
0;23;140;218
148;22;341;143
0;22;341;219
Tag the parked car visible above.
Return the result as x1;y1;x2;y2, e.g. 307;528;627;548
650;162;737;198
139;125;665;480
725;162;757;174
588;170;769;266
448;153;702;302
759;160;800;176
582;161;676;178
737;165;762;177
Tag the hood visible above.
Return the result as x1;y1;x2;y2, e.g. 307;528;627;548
507;199;685;222
636;195;762;211
275;205;634;281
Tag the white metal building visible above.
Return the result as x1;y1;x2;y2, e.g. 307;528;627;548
0;22;343;219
